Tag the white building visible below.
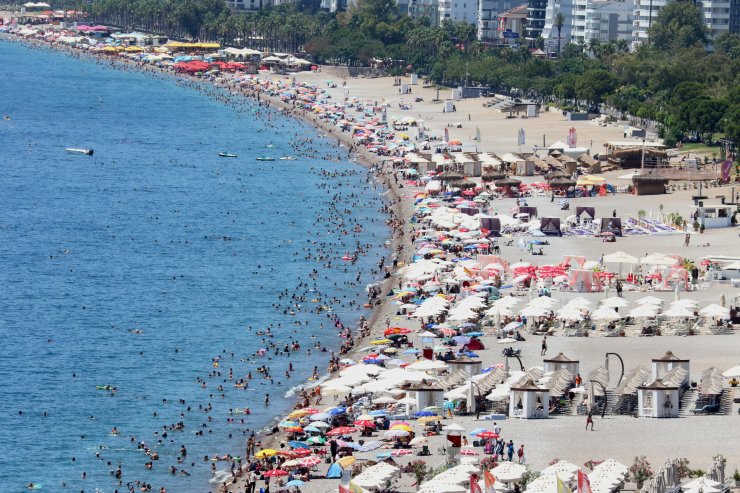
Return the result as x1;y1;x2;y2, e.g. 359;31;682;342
572;0;634;44
438;0;480;24
401;0;441;24
702;0;732;40
541;0;576;53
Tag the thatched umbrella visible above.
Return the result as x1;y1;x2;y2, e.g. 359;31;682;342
481;172;506;182
451;180;478;189
550;178;577;188
436;171;464;181
494;178;522;188
545;171;568;181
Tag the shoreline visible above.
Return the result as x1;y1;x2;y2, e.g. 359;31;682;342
1;31;413;490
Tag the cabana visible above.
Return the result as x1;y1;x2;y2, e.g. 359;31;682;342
447;356;482;378
637;379;679;418
598;217;623;237
575;207;595;225
515;206;537;219
691;204;734;229
543;353;579;377
479;216;501;237
509;379;549;419
401;381;445;412
652;351;690;384
539;217;562;236
569;269;602;293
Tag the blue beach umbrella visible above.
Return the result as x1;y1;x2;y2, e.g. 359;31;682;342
465;332;484;337
375;452;392;459
286;480;305;486
368;410;387;416
288;441;309;449
415;411;435;417
328;407;347;415
469;428;487;436
403;349;420;354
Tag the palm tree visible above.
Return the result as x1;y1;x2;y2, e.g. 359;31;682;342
554;11;565;56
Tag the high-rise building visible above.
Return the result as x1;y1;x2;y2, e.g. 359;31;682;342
702;0;732;39
577;0;634;43
478;0;521;40
730;0;740;32
438;0;480;24
541;0;576;51
403;0;441;24
631;0;669;47
526;0;549;38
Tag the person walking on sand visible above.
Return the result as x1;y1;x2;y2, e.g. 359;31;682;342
517;444;525;463
540;336;547;356
684;233;690;247
586;408;595;431
507;440;515;461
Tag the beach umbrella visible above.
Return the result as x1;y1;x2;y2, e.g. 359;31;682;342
409;436;429;446
305;436;326;445
288;441;309;449
492;462;527;482
415;410;436;417
354;420;376;428
284;426;304;433
722;365;740;378
279;420;299;428
476;431;499;439
263;469;288;477
699;304;730;319
299;456;322;467
326;426;357;436
390;424;413;432
628;305;659;318
309;413;332;421
591;307;622;322
336;455;356;468
311;421;330;428
459;448;479;456
384;429;410;437
636;296;663;305
391;449;414;456
418;415;441;424
254;449;277;459
303;425;321;433
663;305;694;318
286;480;305;486
541;460;580;481
601;297;629;308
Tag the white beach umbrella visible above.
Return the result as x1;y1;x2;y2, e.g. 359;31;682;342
565;296;592;308
670;299;698;308
443;422;466;432
592;458;628;476
541;460;580;480
640;253;679;266
557;308;585;321
495;297;522;308
636;296;664;306
591;307;623;322
722;365;740;378
603;251;639;265
662;305;695;318
699;304;730;319
491;462;527;482
520;305;549;317
601;297;629;308
407;359;448;371
529;296;559;308
629;305;660;318
373;396;397;404
527;473;574;492
682;477;722;493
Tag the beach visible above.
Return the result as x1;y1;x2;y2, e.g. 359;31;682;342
2;24;740;493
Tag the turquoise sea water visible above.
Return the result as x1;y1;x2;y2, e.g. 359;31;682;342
0;40;388;493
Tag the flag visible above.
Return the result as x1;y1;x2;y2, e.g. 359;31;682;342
577;470;592;493
484;470;496;493
475;126;482;142
470;473;483;493
444;127;450;143
568;127;577;147
517;128;526;146
557;475;571;493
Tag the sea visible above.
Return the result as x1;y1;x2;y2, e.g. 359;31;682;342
0;40;389;493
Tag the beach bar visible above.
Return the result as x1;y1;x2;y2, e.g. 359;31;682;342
637;379;680;418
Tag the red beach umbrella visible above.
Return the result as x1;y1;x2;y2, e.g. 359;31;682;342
326;426;357;436
263;469;288;477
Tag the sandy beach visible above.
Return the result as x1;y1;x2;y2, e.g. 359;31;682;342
4;25;740;493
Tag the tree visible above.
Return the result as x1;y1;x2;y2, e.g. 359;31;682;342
688;99;727;140
554;11;565;56
575;69;617;107
648;0;708;50
722;104;740;143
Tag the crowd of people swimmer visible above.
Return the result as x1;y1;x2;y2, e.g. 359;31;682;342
6;35;409;493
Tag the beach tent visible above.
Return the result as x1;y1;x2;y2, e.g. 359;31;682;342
326;462;343;478
539;217;562;236
598;217;623;237
516;206;538;218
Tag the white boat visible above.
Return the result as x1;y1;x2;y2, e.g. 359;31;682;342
65;148;93;156
279;156;296;161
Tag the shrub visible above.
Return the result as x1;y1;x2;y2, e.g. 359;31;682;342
629;456;653;483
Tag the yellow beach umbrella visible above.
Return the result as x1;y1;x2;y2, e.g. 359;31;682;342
289;409;309;418
337;456;356;468
370;339;392;345
254;449;277;459
390;424;413;432
417;416;441;423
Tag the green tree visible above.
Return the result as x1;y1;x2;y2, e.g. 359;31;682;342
722;104;740;143
648;0;708;50
575;69;617;107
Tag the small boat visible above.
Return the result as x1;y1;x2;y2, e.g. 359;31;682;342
66;148;93;156
218;152;238;158
256;156;275;161
280;156;296;161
